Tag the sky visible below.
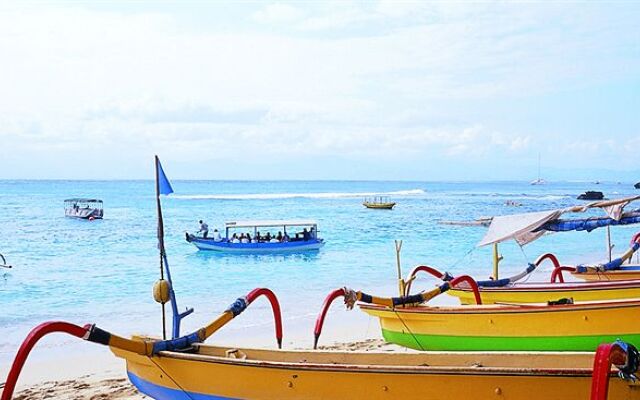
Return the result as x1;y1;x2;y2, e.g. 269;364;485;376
0;1;638;181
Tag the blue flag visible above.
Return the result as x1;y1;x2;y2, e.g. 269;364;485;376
156;157;174;195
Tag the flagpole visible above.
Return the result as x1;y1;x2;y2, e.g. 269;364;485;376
155;155;167;340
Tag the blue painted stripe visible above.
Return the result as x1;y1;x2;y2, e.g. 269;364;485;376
128;371;238;400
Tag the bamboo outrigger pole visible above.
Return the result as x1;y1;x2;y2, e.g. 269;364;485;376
492;243;503;280
395;240;404;297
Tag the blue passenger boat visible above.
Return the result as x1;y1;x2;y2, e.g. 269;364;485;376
185;219;325;253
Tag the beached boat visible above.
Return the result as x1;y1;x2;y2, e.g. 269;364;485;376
185;219;324;252
361;298;640;352
408;239;640;304
315;283;640;352
418;196;640;304
4;291;640;400
3;157;640;400
363;196;396;209
64;198;104;219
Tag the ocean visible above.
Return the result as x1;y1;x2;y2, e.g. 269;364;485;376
1;180;638;365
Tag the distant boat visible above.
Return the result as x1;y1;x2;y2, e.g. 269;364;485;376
439;217;493;227
64;198;104;220
186;219;324;253
577;191;604;200
363;196;396;209
530;153;546;185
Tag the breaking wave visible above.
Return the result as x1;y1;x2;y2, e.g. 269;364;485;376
172;189;426;200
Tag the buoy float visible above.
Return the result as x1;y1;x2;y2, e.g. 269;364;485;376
153;279;171;304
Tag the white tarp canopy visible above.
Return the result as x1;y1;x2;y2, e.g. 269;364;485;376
477;210;562;246
477;195;640;247
225;219;318;229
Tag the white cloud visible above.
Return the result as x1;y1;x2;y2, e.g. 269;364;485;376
252;3;304;24
0;2;637;179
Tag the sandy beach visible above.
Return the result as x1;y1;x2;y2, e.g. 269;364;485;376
2;339;401;399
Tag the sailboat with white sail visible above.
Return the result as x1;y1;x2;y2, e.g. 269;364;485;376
530;153;546;185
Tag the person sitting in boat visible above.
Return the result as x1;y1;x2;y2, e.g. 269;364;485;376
198;220;209;238
246;232;253;243
254;231;261;243
231;233;240;243
276;231;283;242
265;232;272;242
302;228;310;241
212;229;222;242
240;233;249;244
282;231;290;242
309;226;316;239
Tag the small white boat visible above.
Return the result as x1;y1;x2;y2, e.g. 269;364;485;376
64;198;104;219
186;219;324;253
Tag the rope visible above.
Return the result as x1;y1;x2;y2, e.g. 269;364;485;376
447;245;476;270
517;244;535;283
393;308;425;351
148;356;196;400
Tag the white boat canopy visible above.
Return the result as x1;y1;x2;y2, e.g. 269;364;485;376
225;219;318;229
478;195;640;247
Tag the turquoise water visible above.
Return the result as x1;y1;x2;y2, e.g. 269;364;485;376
1;180;639;362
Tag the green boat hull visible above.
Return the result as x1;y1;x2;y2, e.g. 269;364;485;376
382;329;640;351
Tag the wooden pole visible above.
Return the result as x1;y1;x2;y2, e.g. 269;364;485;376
606;225;612;263
395;240;404;297
492;243;502;280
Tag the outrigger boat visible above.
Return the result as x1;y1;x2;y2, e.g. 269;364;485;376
315;280;640;352
186;219;324;253
4;290;640;400
3;158;640;400
410;196;640;304
64;198;104;220
363;196;396;209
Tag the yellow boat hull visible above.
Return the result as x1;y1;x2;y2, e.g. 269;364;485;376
448;281;640;304
112;344;640;399
360;299;640;351
572;268;640;281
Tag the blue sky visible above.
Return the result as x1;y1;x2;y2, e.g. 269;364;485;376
0;1;638;180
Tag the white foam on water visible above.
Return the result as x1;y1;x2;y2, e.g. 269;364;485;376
171;188;426;200
483;193;572;201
